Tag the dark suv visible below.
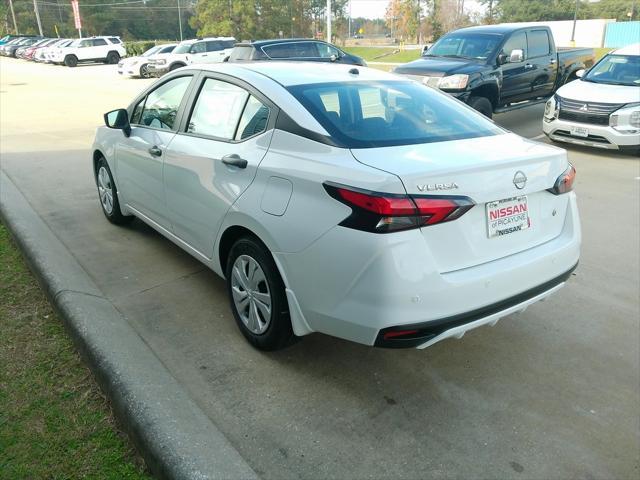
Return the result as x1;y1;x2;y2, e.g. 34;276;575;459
228;39;365;66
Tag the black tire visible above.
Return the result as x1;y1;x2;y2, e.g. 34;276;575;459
225;237;295;351
106;51;120;64
95;156;134;225
468;96;493;118
64;55;78;67
169;62;185;71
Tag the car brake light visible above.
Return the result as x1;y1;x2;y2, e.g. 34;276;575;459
548;163;576;195
324;182;475;233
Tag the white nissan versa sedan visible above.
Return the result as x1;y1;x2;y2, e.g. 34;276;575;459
93;63;581;351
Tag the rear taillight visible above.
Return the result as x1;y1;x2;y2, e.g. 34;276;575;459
324;183;474;233
548;163;576;195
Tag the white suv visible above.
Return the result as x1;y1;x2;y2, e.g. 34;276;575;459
52;36;126;67
147;37;235;76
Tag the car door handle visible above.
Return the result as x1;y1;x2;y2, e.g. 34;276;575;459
524;63;534;70
221;154;248;169
549;58;557;65
148;146;162;157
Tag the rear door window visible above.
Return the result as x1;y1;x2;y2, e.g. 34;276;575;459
527;30;550;57
108;37;121;44
187;78;249;139
206;41;224;52
93;39;107;46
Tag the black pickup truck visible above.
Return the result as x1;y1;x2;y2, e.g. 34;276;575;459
394;24;595;118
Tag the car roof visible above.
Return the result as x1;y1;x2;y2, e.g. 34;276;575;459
612;43;640;56
236;38;327;47
449;23;550;35
195;61;396;87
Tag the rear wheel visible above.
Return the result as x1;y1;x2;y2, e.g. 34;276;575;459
64;55;78;67
468;96;493;118
106;51;120;64
226;237;295;351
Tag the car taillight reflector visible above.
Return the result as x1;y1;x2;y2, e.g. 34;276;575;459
548;163;576;195
324;182;475;233
383;330;419;340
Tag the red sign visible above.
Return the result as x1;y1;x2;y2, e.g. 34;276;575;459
71;0;82;30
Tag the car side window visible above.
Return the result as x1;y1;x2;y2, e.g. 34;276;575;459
501;31;527;59
93;39;107;47
206;41;223;52
131;98;145;125
138;76;192;130
108;37;121;44
316;42;340;58
528;30;550;58
79;39;92;48
190;42;206;54
187;78;249;139
161;46;174;53
235;96;270;140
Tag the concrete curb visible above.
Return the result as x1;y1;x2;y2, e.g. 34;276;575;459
0;170;258;480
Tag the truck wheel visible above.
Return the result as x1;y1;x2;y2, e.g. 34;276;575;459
106;51;120;64
64;55;78;67
468;96;493;118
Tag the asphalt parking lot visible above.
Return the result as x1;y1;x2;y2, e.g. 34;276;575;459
1;58;638;479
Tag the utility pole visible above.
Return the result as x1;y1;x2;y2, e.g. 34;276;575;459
9;0;18;34
326;0;331;44
177;0;183;41
33;0;43;36
348;0;351;39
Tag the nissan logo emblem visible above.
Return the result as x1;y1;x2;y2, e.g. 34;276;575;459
513;171;527;190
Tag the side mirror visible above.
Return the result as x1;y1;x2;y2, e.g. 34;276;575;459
497;53;508;65
330;53;338;62
575;69;585;78
509;49;524;63
104;108;131;137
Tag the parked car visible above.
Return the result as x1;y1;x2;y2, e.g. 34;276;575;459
92;62;580;351
50;36;126;67
147;37;235;76
18;38;55;60
228;38;366;66
0;34;36;45
118;43;177;78
394;24;595;118
2;37;43;57
543;43;640;154
41;38;74;63
34;38;72;62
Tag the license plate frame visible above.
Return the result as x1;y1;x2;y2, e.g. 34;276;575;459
486;196;530;238
570;126;589;137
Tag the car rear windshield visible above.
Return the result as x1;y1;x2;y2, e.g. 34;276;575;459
229;45;255;61
583;54;639;87
287;80;503;148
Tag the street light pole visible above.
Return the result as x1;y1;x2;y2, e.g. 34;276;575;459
570;0;579;46
9;0;18;34
326;0;331;43
177;0;183;41
33;0;44;36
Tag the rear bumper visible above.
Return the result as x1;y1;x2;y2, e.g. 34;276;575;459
543;118;640;150
375;262;577;348
277;193;581;348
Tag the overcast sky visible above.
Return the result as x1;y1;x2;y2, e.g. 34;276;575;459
349;0;484;19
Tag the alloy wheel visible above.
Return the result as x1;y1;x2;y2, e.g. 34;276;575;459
97;166;114;215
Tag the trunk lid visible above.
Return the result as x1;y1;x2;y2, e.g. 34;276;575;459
351;133;570;273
